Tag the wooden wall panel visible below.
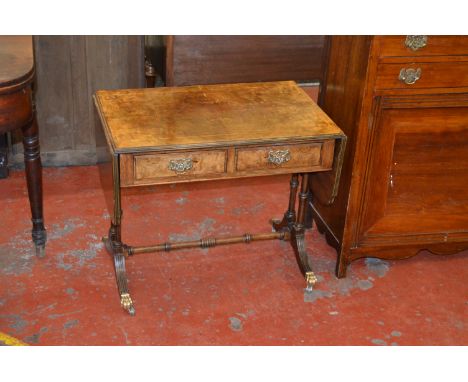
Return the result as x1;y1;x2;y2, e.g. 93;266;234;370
84;36;145;154
163;36;330;86
10;36;145;166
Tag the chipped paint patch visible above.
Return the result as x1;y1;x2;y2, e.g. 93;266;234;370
0;314;29;333
304;289;333;303
229;317;243;332
0;231;35;276
365;258;390;278
175;196;188;205
214;197;225;205
335;278;356;296
391;330;402;337
130;204;141;211
371;338;387;345
65;287;76;295
232;203;265;216
55;242;103;271
168;217;217;243
63;319;79;329
48;218;86;240
24;327;48;344
47;309;83;320
235;310;255;319
357;279;374;290
198;217;216;234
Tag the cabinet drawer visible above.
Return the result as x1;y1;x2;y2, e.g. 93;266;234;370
375;61;468;90
236;141;333;173
131;149;227;184
377;36;468;57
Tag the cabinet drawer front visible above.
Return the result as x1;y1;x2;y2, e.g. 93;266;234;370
375;62;468;90
134;150;227;182
236;142;331;173
377;36;468;57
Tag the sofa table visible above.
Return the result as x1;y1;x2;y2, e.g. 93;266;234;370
0;36;47;257
94;81;345;315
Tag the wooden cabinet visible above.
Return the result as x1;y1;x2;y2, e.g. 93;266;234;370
309;36;468;277
147;36;330;87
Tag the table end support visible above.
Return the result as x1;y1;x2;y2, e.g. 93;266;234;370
273;173;319;292
103;235;136;316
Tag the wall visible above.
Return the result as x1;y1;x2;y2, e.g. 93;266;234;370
10;36;145;166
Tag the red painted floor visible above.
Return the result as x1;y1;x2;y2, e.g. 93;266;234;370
0;166;467;345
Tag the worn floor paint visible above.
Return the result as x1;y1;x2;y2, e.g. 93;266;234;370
0;166;467;345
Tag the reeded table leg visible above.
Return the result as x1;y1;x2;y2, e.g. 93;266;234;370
272;173;298;232
22;117;46;258
103;154;135;316
273;173;317;292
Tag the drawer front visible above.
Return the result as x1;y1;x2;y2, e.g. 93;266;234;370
236;142;332;173
377;36;468;57
375;61;468;90
134;149;227;182
120;140;336;186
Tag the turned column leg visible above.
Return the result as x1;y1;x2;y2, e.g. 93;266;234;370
304;183;314;229
291;173;317;292
272;173;299;232
22;116;47;258
103;154;135;315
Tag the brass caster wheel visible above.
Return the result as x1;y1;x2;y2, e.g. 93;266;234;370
121;293;136;316
304;271;318;292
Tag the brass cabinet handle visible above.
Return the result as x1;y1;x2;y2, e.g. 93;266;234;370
268;149;291;165
405;35;428;51
168;158;193;173
399;68;421;85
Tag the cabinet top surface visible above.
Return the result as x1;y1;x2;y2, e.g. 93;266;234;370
0;36;34;87
95;81;344;153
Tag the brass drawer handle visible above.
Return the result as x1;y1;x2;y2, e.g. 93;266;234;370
399;68;421;85
405;35;428;51
268;149;291;165
168;158;193;173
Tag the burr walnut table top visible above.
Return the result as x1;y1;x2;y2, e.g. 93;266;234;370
94;81;343;154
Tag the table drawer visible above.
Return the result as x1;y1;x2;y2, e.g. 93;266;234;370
375;61;468;90
132;149;227;183
377;36;468;57
235;142;333;173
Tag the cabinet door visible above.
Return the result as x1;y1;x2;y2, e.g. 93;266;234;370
356;95;468;246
